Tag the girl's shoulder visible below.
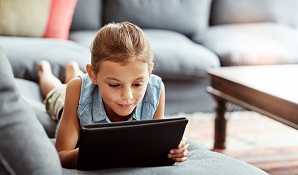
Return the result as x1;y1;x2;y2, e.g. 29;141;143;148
149;74;162;84
144;74;162;103
78;74;99;105
66;76;82;92
79;73;97;90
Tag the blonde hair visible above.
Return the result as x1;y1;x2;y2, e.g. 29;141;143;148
90;22;154;74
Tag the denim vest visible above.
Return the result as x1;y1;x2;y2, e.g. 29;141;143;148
77;74;162;126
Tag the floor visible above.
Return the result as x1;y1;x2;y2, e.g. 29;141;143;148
176;111;298;175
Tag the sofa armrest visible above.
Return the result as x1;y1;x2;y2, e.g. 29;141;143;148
0;47;62;175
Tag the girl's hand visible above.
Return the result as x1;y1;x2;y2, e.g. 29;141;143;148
168;136;189;162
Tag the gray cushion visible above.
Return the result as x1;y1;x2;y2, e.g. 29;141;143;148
15;78;57;138
210;0;298;27
193;23;298;66
69;30;97;48
164;78;216;114
0;47;62;175
70;0;102;31
103;0;212;36
62;140;267;175
144;29;220;78
0;36;90;82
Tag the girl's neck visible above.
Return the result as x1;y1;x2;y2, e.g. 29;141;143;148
108;112;131;122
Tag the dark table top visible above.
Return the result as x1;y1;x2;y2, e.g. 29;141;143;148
208;64;298;104
208;64;298;129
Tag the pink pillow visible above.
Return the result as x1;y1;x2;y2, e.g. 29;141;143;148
43;0;78;40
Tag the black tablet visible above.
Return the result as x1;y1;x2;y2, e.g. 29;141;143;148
77;117;188;170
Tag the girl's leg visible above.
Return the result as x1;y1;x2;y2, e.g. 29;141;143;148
38;60;62;98
64;61;84;84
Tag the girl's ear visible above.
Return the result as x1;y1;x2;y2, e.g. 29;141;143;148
86;64;97;84
149;62;154;74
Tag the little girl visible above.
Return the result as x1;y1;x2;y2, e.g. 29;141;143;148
38;22;188;169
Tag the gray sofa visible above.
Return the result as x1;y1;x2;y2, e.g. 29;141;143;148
0;48;269;175
2;47;269;174
1;0;298;138
1;0;294;174
0;48;62;175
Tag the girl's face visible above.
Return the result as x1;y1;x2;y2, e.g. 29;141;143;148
95;60;150;120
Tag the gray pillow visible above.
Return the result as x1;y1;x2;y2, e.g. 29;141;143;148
103;0;212;36
194;23;298;66
144;29;220;78
0;36;90;83
0;47;62;175
210;0;298;27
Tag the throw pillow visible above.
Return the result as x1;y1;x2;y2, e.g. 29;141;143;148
43;0;78;40
0;0;51;37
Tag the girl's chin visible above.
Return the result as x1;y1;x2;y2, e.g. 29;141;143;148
115;105;135;114
115;110;134;117
112;106;133;116
110;111;133;122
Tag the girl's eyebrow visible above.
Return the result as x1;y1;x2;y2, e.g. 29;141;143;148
105;77;120;81
105;76;145;81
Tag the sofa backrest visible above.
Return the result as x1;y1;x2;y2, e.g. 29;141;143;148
103;0;212;36
71;0;212;36
70;0;102;31
210;0;298;27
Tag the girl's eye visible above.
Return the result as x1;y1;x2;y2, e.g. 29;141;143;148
133;83;142;87
108;84;120;88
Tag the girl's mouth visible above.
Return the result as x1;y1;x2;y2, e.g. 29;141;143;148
118;103;133;108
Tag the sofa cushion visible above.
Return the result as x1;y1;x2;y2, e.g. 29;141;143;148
15;78;57;138
0;47;62;174
103;0;212;36
70;0;103;31
62;140;267;175
43;0;78;40
194;23;298;66
144;29;220;79
210;0;298;27
0;36;90;82
69;30;97;48
0;0;51;37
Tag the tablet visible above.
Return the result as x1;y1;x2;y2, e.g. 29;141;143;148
77;117;188;170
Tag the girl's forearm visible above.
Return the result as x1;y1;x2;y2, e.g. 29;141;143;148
58;148;79;169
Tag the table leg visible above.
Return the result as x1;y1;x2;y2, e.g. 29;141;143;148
213;96;227;149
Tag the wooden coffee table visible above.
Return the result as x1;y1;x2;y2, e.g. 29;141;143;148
207;65;298;149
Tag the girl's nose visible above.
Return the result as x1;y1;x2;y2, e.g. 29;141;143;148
121;87;133;100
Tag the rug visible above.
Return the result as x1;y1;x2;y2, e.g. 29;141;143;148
167;111;298;175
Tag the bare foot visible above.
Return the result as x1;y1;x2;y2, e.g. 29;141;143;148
38;60;62;97
65;61;84;84
37;60;52;80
